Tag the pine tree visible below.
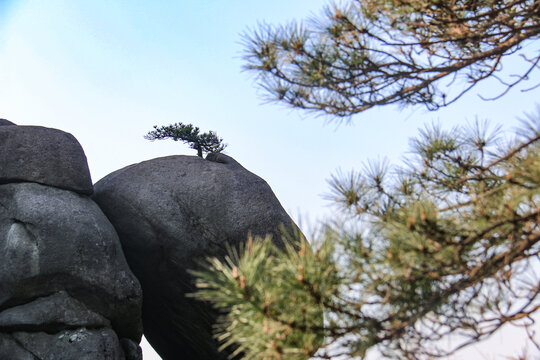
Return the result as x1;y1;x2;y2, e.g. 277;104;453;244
191;1;540;359
193;119;539;359
242;0;539;117
145;123;226;157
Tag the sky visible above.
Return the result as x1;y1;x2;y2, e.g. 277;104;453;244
0;1;538;359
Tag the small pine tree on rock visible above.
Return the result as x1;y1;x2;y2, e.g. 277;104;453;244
145;123;226;157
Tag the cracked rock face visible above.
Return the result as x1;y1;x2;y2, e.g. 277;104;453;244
0;121;143;360
92;153;297;360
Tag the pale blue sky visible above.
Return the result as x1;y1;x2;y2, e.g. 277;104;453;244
1;1;538;359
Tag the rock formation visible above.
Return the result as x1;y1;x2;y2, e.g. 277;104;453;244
92;153;298;360
0;121;93;194
0;121;143;360
0;119;300;359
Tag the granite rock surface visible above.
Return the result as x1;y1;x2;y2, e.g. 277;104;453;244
0;122;93;194
93;153;298;360
0;121;143;359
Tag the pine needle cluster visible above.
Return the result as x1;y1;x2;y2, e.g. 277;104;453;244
191;1;539;358
193;118;539;359
243;0;540;117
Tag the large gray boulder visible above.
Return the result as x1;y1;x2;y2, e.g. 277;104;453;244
0;121;143;359
92;153;297;360
0;122;93;194
0;183;142;341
